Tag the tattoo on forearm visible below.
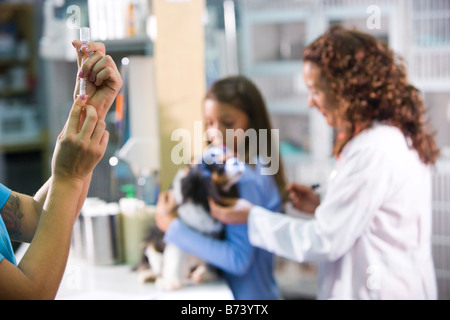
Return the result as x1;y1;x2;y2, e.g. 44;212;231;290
0;194;23;240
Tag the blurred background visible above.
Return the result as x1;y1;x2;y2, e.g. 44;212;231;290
0;0;449;299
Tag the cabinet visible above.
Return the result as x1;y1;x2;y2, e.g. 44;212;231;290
39;0;154;201
408;0;450;300
42;35;153;202
41;0;206;199
0;2;48;194
239;1;333;188
409;0;450;91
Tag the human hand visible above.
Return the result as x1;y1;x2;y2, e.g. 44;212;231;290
72;40;123;121
52;95;109;184
155;191;177;232
209;198;254;225
286;183;320;214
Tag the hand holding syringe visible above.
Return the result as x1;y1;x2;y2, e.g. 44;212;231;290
72;29;123;121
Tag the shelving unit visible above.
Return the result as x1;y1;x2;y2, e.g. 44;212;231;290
410;0;450;91
37;0;155;201
0;2;48;196
41;0;206;198
42;34;153;201
432;160;450;300
408;0;450;301
239;1;402;173
83;38;154;203
102;35;153;55
239;1;335;192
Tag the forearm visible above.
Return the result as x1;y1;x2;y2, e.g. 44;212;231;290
14;177;83;299
33;178;50;209
248;206;314;263
12;173;91;244
34;173;91;217
77;172;92;217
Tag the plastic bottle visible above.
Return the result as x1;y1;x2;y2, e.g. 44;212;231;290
136;169;155;205
119;184;152;266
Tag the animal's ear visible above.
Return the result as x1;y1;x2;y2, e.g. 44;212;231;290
180;168;211;203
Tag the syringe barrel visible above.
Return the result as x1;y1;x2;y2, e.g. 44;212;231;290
80;27;91;43
78;27;90;98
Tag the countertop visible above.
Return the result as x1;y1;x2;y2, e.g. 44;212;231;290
15;244;234;300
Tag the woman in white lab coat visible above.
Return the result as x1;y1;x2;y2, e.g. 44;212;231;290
209;26;440;300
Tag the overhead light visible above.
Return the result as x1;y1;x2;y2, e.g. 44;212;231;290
109;156;119;167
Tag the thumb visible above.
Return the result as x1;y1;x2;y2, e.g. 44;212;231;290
72;40;84;67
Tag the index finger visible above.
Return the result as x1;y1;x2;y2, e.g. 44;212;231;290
286;183;295;192
157;192;168;205
288;183;312;193
79;105;99;140
66;94;87;134
166;190;175;205
72;40;106;66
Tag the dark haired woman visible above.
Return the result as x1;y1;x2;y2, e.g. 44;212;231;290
156;76;287;300
210;26;439;300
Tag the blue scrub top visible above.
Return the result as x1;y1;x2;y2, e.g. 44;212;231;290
0;183;16;265
164;161;282;300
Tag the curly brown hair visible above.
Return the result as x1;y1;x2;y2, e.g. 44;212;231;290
304;26;439;165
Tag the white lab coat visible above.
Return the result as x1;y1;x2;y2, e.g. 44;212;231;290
248;124;438;300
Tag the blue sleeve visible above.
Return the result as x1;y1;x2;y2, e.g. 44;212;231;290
0;183;12;211
0;184;17;266
164;219;254;276
238;171;282;212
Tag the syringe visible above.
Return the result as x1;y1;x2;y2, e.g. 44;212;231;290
79;27;91;97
